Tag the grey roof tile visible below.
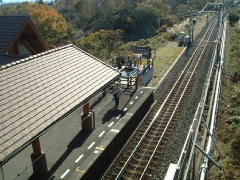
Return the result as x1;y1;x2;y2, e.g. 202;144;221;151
0;16;29;54
0;44;120;162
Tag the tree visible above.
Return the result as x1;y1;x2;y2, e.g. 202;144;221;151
26;3;69;47
229;13;240;26
74;0;97;27
125;5;160;40
0;3;69;47
112;8;135;33
0;2;28;15
75;29;124;61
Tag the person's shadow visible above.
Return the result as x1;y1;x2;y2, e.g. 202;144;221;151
102;109;123;124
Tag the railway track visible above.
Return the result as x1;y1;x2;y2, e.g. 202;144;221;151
101;18;217;180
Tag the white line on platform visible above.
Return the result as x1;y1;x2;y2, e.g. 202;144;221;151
60;169;70;179
99;131;105;138
94;150;99;154
108;122;114;127
135;96;139;100
110;129;120;133
126;113;133;116
88;142;96;149
123;108;128;112
130;101;134;105
140;91;144;94
116;115;121;120
75;155;84;163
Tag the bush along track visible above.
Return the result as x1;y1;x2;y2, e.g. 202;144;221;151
209;19;240;180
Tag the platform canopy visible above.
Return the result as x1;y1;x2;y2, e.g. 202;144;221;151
0;44;120;164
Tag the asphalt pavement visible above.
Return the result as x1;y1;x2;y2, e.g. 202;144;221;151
1;87;143;180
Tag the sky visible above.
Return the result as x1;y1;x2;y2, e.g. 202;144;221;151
1;0;51;4
1;0;32;3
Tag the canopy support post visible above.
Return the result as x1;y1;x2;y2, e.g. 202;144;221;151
31;138;48;178
0;164;5;180
82;103;95;132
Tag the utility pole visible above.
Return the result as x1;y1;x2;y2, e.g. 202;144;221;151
158;16;161;30
188;0;194;44
190;7;194;43
65;0;70;21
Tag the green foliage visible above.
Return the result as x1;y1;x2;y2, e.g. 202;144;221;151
132;6;159;33
0;2;28;15
227;116;240;124
0;0;216;45
229;12;240;26
230;129;240;161
56;0;210;41
75;29;124;61
229;107;240;116
213;11;240;179
232;86;240;105
27;3;69;47
73;0;99;28
0;3;69;47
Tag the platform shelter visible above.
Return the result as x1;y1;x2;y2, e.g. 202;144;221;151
0;44;120;179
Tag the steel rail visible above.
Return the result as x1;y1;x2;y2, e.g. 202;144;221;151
138;19;217;180
132;21;217;178
180;19;220;180
103;18;217;180
103;16;216;180
172;16;219;180
199;15;227;180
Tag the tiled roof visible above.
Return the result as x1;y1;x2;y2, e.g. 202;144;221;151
0;16;29;53
0;44;120;163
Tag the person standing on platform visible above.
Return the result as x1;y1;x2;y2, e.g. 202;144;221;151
112;82;122;109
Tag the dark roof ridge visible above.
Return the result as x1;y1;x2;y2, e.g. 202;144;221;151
0;44;73;70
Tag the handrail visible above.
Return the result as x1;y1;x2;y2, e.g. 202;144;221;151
164;10;227;180
199;13;227;180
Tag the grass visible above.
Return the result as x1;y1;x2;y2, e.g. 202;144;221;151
209;21;240;180
147;15;207;87
148;43;184;87
193;15;207;39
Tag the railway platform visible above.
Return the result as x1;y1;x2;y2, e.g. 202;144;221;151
1;87;154;180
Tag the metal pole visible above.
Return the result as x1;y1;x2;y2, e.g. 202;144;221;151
195;144;223;170
191;8;194;42
159;16;161;29
189;7;193;43
201;116;222;155
0;164;5;180
192;151;195;180
199;13;226;180
135;59;140;89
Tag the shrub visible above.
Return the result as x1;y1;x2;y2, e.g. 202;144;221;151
75;29;124;61
229;13;240;26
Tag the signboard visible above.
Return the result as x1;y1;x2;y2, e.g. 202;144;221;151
132;45;152;59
